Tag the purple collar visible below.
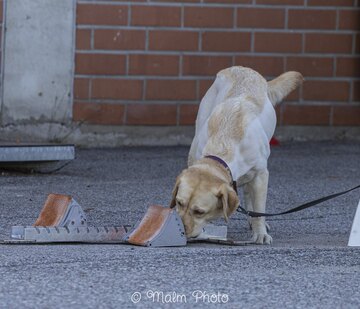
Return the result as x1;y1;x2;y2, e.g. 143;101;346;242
204;155;238;194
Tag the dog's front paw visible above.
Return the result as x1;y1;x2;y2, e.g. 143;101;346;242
249;218;272;244
251;232;273;245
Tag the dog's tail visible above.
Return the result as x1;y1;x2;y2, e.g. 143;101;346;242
267;71;304;106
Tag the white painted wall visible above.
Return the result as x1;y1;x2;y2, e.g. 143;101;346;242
1;0;75;125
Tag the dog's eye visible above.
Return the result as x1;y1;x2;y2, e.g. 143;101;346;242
176;199;184;207
193;209;205;216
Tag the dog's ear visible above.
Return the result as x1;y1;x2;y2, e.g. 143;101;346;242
217;183;239;222
170;177;180;208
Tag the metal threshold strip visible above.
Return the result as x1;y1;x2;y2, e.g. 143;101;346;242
0;144;75;162
0;143;75;173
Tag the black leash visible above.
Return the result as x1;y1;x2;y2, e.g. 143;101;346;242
237;184;360;218
203;154;360;218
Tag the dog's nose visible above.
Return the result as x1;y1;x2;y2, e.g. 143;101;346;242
183;225;194;237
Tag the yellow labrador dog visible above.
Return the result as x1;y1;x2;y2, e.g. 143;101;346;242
170;66;303;244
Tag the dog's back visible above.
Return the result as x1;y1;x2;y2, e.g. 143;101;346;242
188;66;303;166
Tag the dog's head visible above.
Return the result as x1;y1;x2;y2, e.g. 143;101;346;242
170;167;239;238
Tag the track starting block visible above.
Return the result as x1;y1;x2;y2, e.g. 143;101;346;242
4;194;247;247
4;193;189;246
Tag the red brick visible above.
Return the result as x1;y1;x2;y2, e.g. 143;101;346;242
0;1;3;23
146;80;196;100
129;55;179;76
76;29;91;50
75;54;126;75
234;56;284;76
204;0;251;2
305;33;353;54
307;0;354;6
285;87;301;101
199;80;214;98
73;79;90;100
336;58;360;77
131;6;181;27
92;79;143;100
126;104;177;125
202;32;251;52
356;34;360;53
288;9;336;29
283;105;331;125
333;106;360;126
149;31;199;51
237;8;285;29
303;80;350;101
77;4;127;25
275;105;282;124
182;56;233;76
286;57;333;77
151;0;200;2
354;81;360;101
179;104;199;125
184;7;233;28
256;0;304;4
73;102;124;125
255;33;302;53
94;30;145;50
339;10;360;30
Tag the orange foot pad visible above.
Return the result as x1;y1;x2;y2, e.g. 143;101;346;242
125;205;186;247
33;193;87;227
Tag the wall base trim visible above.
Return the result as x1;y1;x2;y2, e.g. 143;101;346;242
0;124;359;147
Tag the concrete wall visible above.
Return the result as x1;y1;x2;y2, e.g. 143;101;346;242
1;0;75;125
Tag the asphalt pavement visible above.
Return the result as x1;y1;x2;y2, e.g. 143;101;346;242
0;141;359;309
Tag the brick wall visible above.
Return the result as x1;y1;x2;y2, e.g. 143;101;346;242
0;0;3;98
73;0;360;129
